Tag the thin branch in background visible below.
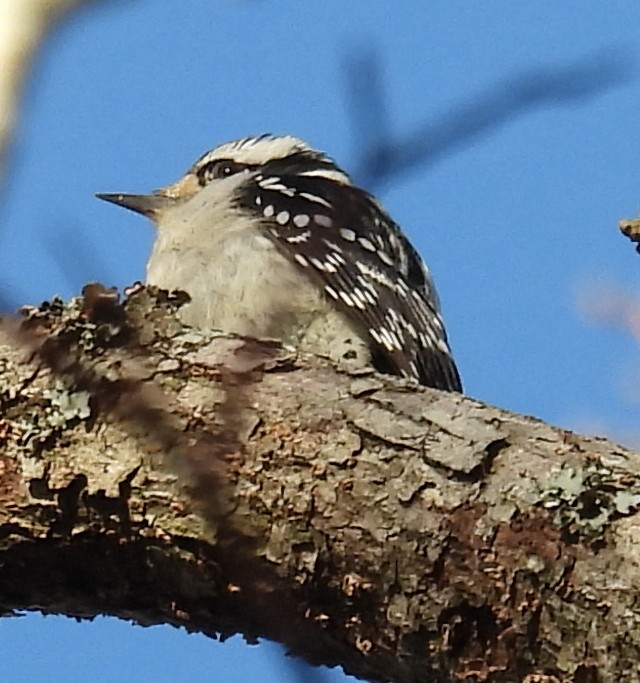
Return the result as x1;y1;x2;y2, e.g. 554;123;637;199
46;221;116;291
287;657;337;683
0;222;114;315
342;46;392;180
345;48;633;190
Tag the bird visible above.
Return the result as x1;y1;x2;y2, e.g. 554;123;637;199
97;134;461;392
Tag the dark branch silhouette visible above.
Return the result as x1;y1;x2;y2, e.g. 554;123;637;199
345;48;632;190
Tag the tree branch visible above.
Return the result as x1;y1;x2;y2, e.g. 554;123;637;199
0;0;107;189
1;286;639;683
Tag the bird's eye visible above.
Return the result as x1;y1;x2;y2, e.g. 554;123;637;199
198;159;248;185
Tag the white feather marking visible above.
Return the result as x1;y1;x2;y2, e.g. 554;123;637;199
358;237;376;252
286;230;310;244
293;213;310;227
339;228;356;241
369;328;382;344
314;214;333;228
339;291;355;307
378;250;394;266
300;192;332;208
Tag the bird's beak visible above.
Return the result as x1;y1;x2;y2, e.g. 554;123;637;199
95;192;177;219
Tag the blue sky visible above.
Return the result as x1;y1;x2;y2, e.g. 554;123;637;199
2;2;640;681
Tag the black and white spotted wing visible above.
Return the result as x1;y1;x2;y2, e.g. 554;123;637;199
238;173;462;391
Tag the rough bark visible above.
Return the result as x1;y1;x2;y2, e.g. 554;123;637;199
1;285;639;683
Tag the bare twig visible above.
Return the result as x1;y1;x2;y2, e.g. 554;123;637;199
346;49;631;189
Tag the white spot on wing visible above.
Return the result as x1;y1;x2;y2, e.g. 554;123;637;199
263;205;275;218
339;228;356;241
355;261;394;288
350;289;367;310
378;250;394;266
314;214;333;228
358;237;376;251
369;328;382;344
378;328;395;352
293;214;310;228
323;239;343;253
362;290;377;305
294;253;309;267
276;210;290;225
287;230;310;243
339;291;355;307
437;339;451;353
379;327;401;351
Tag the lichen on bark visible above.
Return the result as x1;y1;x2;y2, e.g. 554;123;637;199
1;285;640;682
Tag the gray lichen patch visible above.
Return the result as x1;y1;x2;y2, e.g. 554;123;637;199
540;460;640;536
43;379;91;427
